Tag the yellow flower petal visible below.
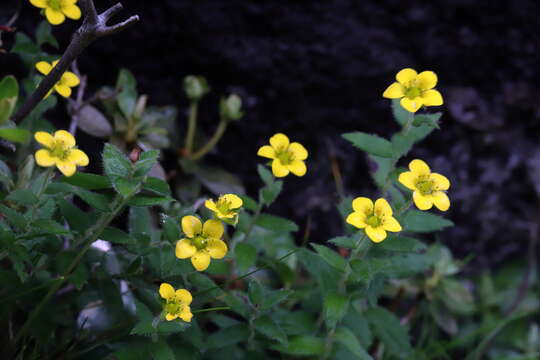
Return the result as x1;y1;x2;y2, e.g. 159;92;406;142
257;145;275;159
61;72;80;87
289;142;308;161
374;198;393;217
51;60;60;67
159;283;175;300
431;173;450;191
179;307;193;322
175;289;192;304
62;4;81;20
432;191;450;211
398;171;418;190
222;194;243;209
181;215;202;238
400;97;423;113
56;160;76;177
44;89;54;99
346;211;367;229
35;149;56;167
202;219;224;239
409;159;431;176
34;131;54;148
35;61;52;75
55;84;72;98
271;159;289;177
191;251;211;271
382;82;405;99
207;239;228;259
288;160;307;176
205;199;218;212
45;8;65;25
165;313;178;321
416;71;438;90
175;239;196;259
352;197;373;214
54;130;76;148
396;68;418;85
30;0;47;8
269;133;289;150
365;226;387;243
382;216;402;232
413;191;433;210
421;89;443;106
67;149;89;166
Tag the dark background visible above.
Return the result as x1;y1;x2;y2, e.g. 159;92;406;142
2;0;540;270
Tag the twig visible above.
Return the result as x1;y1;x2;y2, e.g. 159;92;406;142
11;0;139;124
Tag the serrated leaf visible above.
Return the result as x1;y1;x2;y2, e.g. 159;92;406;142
235;243;257;274
134;150;159;178
101;227;133;244
257;164;274;186
60;173;111;190
365;307;412;358
5;189;38;206
103;143;131;179
335;326;373;360
254;315;287;345
143;177;171;196
58;198;91;233
312;244;347;271
206;324;249;349
324;292;349;327
128;195;172;206
328;236;357;249
255;214;298;233
260;180;283;206
401;210;454;233
0;204;26;230
32;219;69;235
116;69;138;118
343;132;393;158
378;235;426;252
272;335;325;356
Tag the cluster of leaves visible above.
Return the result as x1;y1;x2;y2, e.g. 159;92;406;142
1;15;539;360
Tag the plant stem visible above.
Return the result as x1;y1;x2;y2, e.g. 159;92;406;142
192;306;230;314
184;102;198;155
189;117;228;161
403;111;415;135
12;194;129;349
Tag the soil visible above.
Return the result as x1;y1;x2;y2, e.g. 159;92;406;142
1;0;540;270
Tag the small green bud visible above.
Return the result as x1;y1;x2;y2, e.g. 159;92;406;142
220;94;243;121
183;75;209;101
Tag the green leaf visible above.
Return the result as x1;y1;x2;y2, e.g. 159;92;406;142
328;236;357;249
238;194;258;211
401;210;454;233
312;244;347;272
129;206;152;235
378;235;426;252
0;204;26;230
0;127;31;143
60;173;111;190
101;227;133;244
11;33;40;67
255;214;298;233
58;198;91;233
350;253;430;282
391;99;410;126
272;335;325;356
134;150;159;178
150;340;175;360
324;292;349;327
143;177;171;196
116;68;138;118
437;278;475;315
368;154;394;188
74;188;111;211
254;315;288;345
342;132;394;158
260;180;283;206
0;75;19;125
114;177;140;198
128;195;172;207
235;243;257;274
365;307;412;358
413;112;442;128
77;104;112;138
335;326;373;360
195;165;245;196
35;21;59;48
161;215;180;242
257;164;274;186
248;279;264;307
103;143;131;179
32;219;69;235
5;189;38;206
206;324;249;349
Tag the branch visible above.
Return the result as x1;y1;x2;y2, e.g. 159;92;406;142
11;1;139;124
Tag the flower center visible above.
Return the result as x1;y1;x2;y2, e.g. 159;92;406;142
192;236;207;250
366;215;381;228
47;0;63;11
165;299;183;315
216;198;232;215
50;140;70;160
276;147;294;165
416;180;434;195
404;85;422;99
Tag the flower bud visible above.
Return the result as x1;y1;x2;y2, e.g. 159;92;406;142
220;94;243;121
183;75;209;102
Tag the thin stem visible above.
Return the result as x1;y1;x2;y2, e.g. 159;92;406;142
189;117;228;160
192;306;230;314
13;195;129;348
403;111;415;135
184;102;198;155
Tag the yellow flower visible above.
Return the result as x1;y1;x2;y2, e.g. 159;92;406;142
159;283;193;322
34;130;89;177
398;159;450;211
35;60;80;98
175;216;228;271
29;0;82;25
257;133;308;178
383;68;443;113
346;197;402;243
205;194;243;222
